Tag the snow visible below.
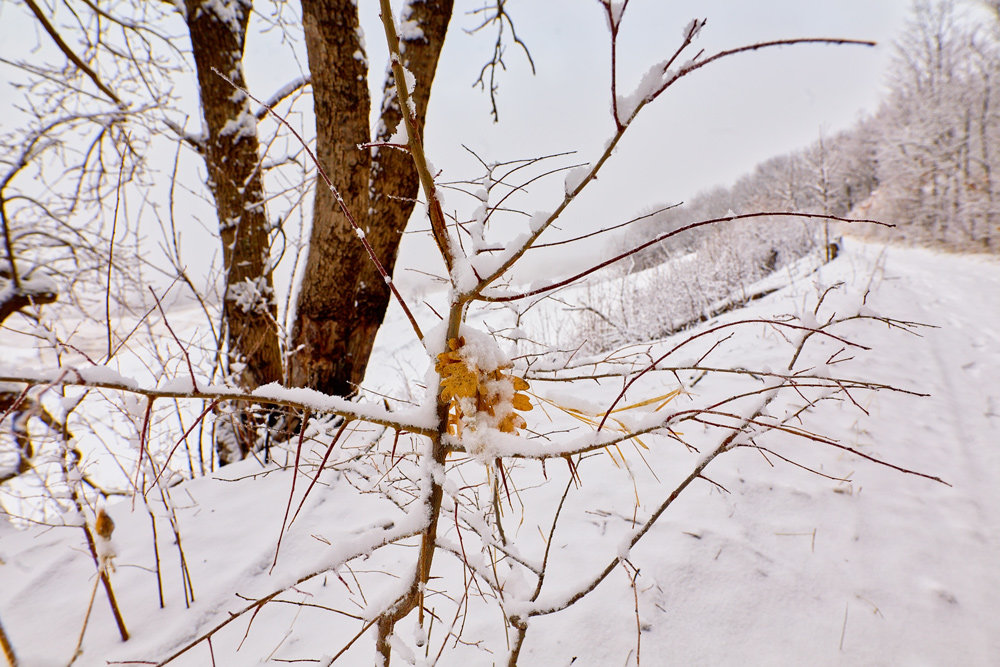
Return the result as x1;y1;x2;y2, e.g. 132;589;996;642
226;275;274;314
454;325;511;373
218;104;258;141
198;0;247;32
76;365;140;389
616;62;674;125
388;118;408;145
399;1;426;42
2;241;999;665
563;164;591;195
682;18;706;41
401;65;417;116
397;19;424;42
18;274;57;296
156;376;200;393
255;75;311;116
599;1;627;30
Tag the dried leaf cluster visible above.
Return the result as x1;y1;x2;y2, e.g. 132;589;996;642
436;336;532;438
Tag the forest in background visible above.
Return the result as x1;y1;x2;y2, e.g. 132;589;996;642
552;0;1000;356
629;0;1000;265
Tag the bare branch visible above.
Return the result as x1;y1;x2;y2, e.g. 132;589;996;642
477;212;890;302
21;0;124;105
378;0;458;273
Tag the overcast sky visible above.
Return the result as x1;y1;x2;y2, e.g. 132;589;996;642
382;0;915;199
2;0;919;289
342;0;916;282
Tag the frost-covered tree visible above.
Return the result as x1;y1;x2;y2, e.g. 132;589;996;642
875;0;999;249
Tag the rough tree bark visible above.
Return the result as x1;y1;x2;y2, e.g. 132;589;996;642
291;0;454;397
184;0;284;460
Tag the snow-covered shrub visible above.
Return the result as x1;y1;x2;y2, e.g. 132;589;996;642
564;216;819;354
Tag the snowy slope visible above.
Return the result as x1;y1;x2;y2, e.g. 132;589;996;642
1;240;998;666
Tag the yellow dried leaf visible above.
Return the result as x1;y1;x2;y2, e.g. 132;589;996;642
437;341;479;402
446;411;462;436
511;393;532;412
439;370;478;402
498;413;527;433
95;509;114;540
434;351;463;374
436;337;533;436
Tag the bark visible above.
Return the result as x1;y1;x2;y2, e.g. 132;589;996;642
185;0;282;389
0;283;57;326
184;0;283;460
291;0;454;397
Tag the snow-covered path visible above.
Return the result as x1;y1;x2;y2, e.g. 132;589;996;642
505;241;1000;666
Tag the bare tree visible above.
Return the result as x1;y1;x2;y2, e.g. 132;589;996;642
289;0;454;397
876;0;999;249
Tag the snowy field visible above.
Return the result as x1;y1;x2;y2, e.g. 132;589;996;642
1;239;999;666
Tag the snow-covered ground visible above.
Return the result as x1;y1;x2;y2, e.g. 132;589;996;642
1;240;998;666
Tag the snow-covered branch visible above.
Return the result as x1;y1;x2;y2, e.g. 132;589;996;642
0;367;437;437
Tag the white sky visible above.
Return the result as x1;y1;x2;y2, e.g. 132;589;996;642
2;0;918;290
389;0;913;200
342;0;914;282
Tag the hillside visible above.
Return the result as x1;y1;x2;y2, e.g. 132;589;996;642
1;239;999;666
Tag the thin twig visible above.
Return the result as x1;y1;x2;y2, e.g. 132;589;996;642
21;0;123;105
69;575;102;664
0;614;18;667
105;142;125;361
272;409;309;572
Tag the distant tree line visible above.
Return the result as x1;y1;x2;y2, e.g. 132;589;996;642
630;0;999;269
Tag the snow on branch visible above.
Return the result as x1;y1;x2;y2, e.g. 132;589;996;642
254;75;311;119
0;367;438;436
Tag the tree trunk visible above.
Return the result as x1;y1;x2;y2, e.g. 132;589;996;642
291;0;453;397
185;0;283;461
